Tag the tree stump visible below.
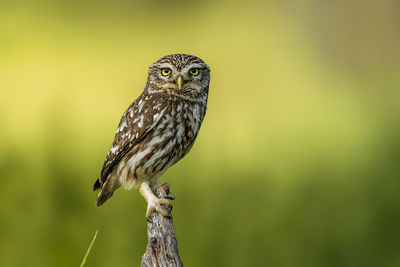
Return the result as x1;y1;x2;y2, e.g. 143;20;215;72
141;184;183;267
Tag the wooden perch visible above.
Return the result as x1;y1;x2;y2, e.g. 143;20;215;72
141;184;183;267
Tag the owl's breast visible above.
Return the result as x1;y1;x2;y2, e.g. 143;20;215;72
121;99;206;184
176;100;206;152
143;100;205;170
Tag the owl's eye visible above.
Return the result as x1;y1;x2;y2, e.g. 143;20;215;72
189;68;200;76
161;68;172;76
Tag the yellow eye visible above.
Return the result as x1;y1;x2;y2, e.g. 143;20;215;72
189;68;200;76
161;68;171;76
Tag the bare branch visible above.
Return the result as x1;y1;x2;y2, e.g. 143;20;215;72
141;184;183;267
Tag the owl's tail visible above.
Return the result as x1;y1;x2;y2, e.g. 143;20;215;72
93;176;119;207
93;178;109;207
93;178;102;191
96;190;114;207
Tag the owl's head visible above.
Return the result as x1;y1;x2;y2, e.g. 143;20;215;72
147;54;210;98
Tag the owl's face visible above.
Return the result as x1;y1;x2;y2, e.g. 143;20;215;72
147;54;210;98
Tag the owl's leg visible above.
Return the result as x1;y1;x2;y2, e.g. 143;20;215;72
139;180;171;220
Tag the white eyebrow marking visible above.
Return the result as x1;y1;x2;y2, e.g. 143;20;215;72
159;63;175;69
182;64;203;72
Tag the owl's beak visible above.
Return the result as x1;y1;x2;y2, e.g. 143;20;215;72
176;76;183;89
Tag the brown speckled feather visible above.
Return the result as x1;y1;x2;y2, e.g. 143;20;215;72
94;91;168;191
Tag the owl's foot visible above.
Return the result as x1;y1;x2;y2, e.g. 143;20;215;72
146;198;172;221
152;182;175;200
161;183;176;200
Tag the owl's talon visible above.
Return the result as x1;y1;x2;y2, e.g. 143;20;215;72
151;183;175;200
160;183;175;200
166;194;175;200
161;183;170;193
146;198;172;220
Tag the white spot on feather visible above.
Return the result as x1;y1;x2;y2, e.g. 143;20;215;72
153;112;162;122
138;115;144;128
154;103;162;110
111;145;119;154
138;101;145;113
118;121;127;132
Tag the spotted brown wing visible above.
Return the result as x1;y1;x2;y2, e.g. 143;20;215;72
93;92;168;191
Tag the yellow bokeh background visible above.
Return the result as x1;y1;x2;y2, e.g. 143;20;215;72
1;1;399;266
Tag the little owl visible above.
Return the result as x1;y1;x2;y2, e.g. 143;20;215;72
93;54;210;219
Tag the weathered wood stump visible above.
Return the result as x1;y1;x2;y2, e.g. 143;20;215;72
141;184;183;267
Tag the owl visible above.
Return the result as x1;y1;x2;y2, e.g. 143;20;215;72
93;54;210;219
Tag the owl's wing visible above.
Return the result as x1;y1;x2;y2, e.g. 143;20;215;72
93;92;168;191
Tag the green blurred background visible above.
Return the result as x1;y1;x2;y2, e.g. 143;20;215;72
1;0;400;266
